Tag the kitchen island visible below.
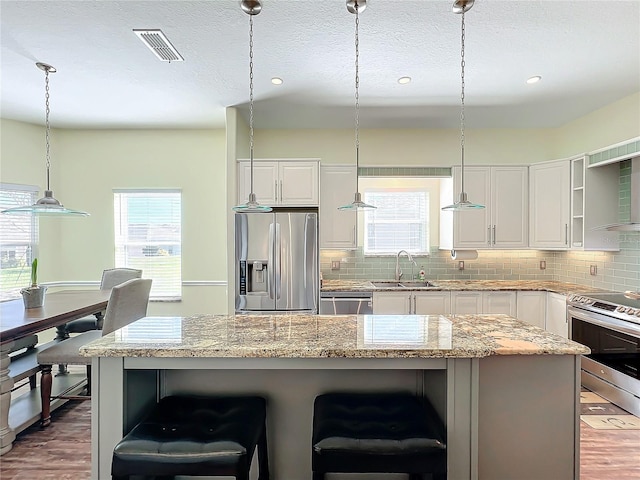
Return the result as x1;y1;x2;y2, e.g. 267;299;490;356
82;313;588;480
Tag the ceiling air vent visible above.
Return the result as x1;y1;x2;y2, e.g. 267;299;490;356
133;29;184;62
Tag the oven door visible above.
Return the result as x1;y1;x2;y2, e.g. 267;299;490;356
568;305;640;416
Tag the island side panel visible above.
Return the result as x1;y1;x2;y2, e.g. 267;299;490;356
477;354;580;480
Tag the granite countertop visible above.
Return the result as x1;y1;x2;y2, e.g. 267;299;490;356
321;279;608;295
80;313;589;359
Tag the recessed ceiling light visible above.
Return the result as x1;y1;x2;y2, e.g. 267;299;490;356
526;75;542;84
398;76;411;85
271;77;283;85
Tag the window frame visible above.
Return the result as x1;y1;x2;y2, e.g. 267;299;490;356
113;189;182;301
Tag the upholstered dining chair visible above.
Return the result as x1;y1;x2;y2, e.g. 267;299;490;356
64;268;142;334
37;278;152;427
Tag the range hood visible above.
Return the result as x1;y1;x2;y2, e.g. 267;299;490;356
595;156;640;232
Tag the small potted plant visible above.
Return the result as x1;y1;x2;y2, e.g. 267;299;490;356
20;258;47;308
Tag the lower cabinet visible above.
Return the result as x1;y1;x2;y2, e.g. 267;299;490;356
546;292;569;338
516;291;546;328
373;291;451;315
451;291;516;316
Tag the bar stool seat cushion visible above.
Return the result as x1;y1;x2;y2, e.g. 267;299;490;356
112;395;267;477
312;392;446;475
37;331;102;366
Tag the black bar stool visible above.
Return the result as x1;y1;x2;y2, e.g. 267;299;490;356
312;392;447;480
111;395;269;480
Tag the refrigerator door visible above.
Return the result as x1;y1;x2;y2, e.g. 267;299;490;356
235;213;276;311
275;212;318;311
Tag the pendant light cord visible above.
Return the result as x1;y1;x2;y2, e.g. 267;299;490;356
44;67;51;192
354;4;360;190
459;9;466;196
249;14;255;196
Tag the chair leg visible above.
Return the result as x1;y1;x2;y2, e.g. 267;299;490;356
40;365;53;427
86;364;92;395
28;373;37;390
257;422;270;480
312;472;324;480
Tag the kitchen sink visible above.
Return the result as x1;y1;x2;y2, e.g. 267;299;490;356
371;281;436;288
399;281;436;288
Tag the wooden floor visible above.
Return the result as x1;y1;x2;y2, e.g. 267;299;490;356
1;400;639;479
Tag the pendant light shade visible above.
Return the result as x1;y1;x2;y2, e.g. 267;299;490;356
338;0;375;211
442;0;485;212
233;0;272;213
2;63;89;216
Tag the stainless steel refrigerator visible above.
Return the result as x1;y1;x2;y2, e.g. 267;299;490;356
235;211;318;313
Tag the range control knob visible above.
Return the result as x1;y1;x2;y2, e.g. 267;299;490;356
585;299;594;305
635;310;640;317
616;306;627;313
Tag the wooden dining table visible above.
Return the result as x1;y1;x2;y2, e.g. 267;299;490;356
0;289;111;455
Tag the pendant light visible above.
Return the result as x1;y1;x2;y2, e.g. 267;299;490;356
233;0;272;213
442;0;485;211
338;0;375;211
2;63;89;216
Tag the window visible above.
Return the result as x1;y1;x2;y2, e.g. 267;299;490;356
0;184;38;300
114;190;182;300
363;183;430;255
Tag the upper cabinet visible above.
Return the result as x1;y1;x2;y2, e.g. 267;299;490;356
529;156;619;251
320;165;357;249
237;159;319;207
529;159;571;249
440;166;528;249
571;156;619;251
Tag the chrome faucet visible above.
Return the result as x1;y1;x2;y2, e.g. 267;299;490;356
395;250;417;281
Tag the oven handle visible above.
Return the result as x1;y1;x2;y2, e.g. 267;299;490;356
568;306;640;339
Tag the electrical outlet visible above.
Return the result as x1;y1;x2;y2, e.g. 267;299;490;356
458;261;465;270
331;261;341;271
540;260;546;270
590;265;597;276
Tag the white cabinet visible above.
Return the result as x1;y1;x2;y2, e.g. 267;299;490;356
529;159;570;249
238;159;319;207
451;291;516;316
530;156;619;251
570;156;619;251
440;166;528;249
320;165;357;249
373;291;451;315
546;292;568;338
516;291;546;328
451;291;483;314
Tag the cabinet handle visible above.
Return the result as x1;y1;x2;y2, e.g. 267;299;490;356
408;294;412;314
280;180;283;202
493;225;496;245
413;295;417;314
275;180;278;201
352;226;356;245
565;224;568;245
487;226;492;246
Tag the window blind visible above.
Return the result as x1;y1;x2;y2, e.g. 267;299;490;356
363;190;429;255
114;190;182;300
0;184;38;300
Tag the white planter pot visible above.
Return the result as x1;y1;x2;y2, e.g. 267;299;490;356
20;285;47;309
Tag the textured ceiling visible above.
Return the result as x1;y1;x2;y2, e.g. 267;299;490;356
1;0;639;129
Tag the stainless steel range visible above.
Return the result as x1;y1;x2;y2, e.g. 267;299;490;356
568;291;640;416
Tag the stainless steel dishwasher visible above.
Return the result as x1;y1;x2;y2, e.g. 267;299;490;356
319;291;373;315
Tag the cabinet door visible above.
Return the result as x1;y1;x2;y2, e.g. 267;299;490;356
414;292;451;315
451;291;483;314
453;167;491;248
492;167;528;248
483;291;516;316
529;160;570;249
320;166;357;249
279;161;319;206
238;161;278;205
373;292;411;314
516;291;546;328
545;292;568;338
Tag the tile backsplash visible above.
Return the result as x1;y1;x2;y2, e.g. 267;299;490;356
321;161;639;292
